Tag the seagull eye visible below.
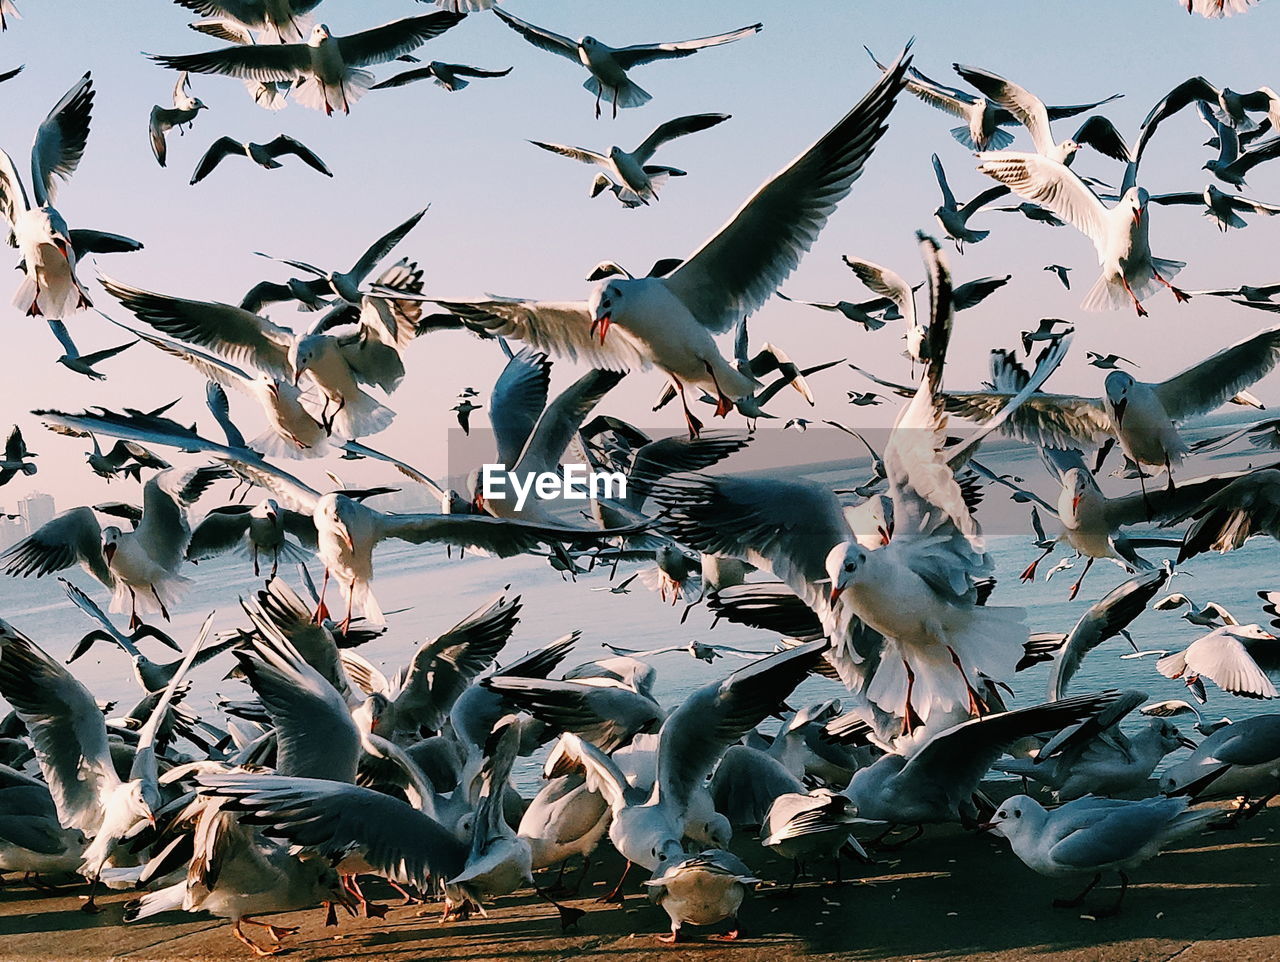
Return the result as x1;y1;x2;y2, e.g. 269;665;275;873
844;562;855;572
1014;810;1022;818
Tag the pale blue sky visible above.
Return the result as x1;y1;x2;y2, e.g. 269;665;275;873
4;0;1280;510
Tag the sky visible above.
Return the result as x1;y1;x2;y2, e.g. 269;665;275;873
4;0;1280;512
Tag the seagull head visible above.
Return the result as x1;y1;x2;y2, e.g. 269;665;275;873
824;542;866;606
1127;186;1149;227
979;795;1042;837
253;498;280;525
1061;467;1097;519
192;98;209;112
1226;623;1277;642
102;526;123;565
1103;370;1133;427
1151;718;1198;752
588;280;623;344
309;23;331;44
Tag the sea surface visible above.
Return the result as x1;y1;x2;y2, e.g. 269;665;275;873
4;418;1278;790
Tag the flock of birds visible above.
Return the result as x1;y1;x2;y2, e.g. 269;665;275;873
4;0;1280;955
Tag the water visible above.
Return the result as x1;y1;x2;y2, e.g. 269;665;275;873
3;423;1278;790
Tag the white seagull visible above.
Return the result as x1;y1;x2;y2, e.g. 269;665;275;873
435;51;912;438
148;72;208;167
492;6;760;118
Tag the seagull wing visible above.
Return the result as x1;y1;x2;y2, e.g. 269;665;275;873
611;23;762;70
528;140;609;167
433;296;648;371
0;146;30;226
263;135;331;177
1;507;110;586
490;7;579;61
1179;630;1278;698
31;72;94;207
514;368;626;476
931;152;958;210
954;64;1054;154
347;209;428;284
633;112;731;162
149;41;312;82
975;152;1110;252
337;13;467;68
99;274;295;378
490;348;551;468
663;47;910;333
0;624;120;834
656;640;827;807
1154;323;1280;420
190;136;245;184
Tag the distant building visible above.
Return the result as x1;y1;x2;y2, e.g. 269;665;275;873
18;491;55;534
0;509;22;550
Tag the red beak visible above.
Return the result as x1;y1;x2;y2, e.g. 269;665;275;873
103;543;117;564
589;313;611;344
1071;494;1081;513
474;493;486;514
829;586;841;606
54;237;70;262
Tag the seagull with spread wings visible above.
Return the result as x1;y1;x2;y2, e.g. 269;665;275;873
148;72;208;167
435;50;911;439
531;113;730;207
493;6;760;119
150;13;467;115
190;134;331;184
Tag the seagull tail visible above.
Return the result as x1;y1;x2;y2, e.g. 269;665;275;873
245;79;288;112
123;881;187;922
583;74;651;111
329;388;395;441
1165;802;1221;840
251;428;331;461
951;125;1013;151
1207;208;1248;230
1080;273;1133;313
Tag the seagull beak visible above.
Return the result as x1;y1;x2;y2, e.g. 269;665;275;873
53;237;70;262
473;493;485;514
1132;205;1144;227
103;543;116;564
589;313;611;344
977;820;997;832
1071;494;1081;513
1177;734;1198;750
1111;397;1127;428
877;525;891;546
829;585;842;606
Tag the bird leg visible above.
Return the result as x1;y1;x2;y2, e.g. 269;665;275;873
388;880;425;905
1020;544;1055;582
313;568;331;623
567;854;593;895
340;578;356;634
252;544;260;577
1052;872;1101;909
1153;271;1191;303
594;86;603;119
1090;870;1129;919
269;550;279;581
535;886;586;932
128;587;141;631
1121;276;1149;318
1164;454;1176;495
710;919;743;942
151;584;171;622
874;824;924;851
900;659;923;735
673;379;703;440
658;923;685;944
1067;557;1095;601
323;901;339;926
612;87;619;119
80;877;102;914
597;860;631;903
231;920;278;957
242;918;300;943
703;361;734;418
947;646;989;717
25;277;42;317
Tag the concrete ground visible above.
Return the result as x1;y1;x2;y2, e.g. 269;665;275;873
1;799;1277;962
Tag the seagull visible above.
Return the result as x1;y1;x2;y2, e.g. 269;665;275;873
590;571;640;594
1202;123;1280;188
1137;77;1280;161
0;425;36;486
531;113;730;206
1153;593;1238;627
186;17;292;109
1021;318;1074;355
602;640;766;663
190;134;331;184
954;63;1132;164
46;320;136;380
1149;184;1280;231
655;236;1071;740
372;61;512;92
1086;351;1136;370
1045;264;1072;288
1159;712;1280;803
930;152;1009;251
1140;699;1232;736
186;498;317;578
150;13;467;115
841;255;1010;364
869;46;1119;151
0;613;212;911
1185;281;1280;302
984;794;1218;917
644;850;759;944
0;2;17;31
243;208;427;310
0;73;99;317
1;466;225;627
452;398;480;434
760;788;868;885
492;7;761;119
148;72;208;167
1182;0;1263;16
1156;624;1279;701
434;51;911;438
846;391;883;406
774;291;890;331
976;154;1187;315
171;0;326;43
86;435;171;482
